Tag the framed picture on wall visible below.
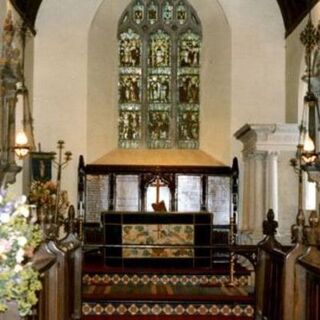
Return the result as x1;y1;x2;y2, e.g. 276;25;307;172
30;152;55;182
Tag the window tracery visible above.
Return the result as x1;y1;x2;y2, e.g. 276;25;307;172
118;0;202;149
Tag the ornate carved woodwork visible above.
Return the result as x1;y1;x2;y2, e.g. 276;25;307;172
80;155;233;224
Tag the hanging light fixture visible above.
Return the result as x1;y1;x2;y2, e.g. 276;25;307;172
14;130;30;159
289;6;320;244
298;17;320;171
13;22;35;160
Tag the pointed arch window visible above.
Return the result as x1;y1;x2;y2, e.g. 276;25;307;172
118;0;202;149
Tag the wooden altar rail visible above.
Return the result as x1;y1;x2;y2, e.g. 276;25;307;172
255;209;320;320
25;206;82;320
84;242;258;271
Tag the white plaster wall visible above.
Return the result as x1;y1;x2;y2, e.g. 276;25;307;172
220;0;285;157
278;151;299;238
219;0;285;226
87;0;231;164
87;0;130;163
285;19;306;124
33;0;102;204
32;0;287;208
192;0;231;163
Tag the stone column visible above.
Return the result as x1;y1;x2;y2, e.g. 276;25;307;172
266;151;279;220
254;152;267;233
241;153;251;231
235;124;299;241
241;151;266;234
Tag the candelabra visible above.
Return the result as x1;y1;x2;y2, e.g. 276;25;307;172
53;140;72;225
296;18;320;175
291;14;320;236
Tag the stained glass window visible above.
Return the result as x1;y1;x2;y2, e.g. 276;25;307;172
118;0;202;149
147;1;158;25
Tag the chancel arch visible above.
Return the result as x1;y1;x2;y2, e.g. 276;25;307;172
87;0;231;164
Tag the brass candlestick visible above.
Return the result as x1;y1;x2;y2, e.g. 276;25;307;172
53;140;72;225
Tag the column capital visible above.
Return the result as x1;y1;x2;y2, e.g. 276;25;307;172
234;123;299;155
267;150;280;157
243;150;267;161
267;151;280;164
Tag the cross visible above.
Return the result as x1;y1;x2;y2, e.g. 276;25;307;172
150;176;167;240
152;224;164;240
150;175;166;205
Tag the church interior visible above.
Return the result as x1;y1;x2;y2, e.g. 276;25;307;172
0;0;320;319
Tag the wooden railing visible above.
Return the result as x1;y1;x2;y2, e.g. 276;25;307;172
5;206;319;320
26;205;82;320
255;209;320;320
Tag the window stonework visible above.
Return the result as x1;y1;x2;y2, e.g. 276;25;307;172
118;0;202;149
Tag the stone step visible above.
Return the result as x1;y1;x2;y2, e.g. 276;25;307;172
82;301;255;317
82;273;252;287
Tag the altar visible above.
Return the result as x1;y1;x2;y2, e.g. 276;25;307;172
78;149;239;268
103;211;212;268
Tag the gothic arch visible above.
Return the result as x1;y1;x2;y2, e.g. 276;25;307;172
87;0;231;162
117;0;202;149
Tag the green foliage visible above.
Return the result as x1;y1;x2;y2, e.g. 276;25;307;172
0;190;42;316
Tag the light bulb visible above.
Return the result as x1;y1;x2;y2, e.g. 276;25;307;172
15;131;28;146
14;131;29;159
304;133;315;153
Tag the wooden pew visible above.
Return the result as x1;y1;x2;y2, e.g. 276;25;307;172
296;211;320;320
59;206;82;320
46;206;81;320
25;242;57;320
255;209;287;320
282;209;306;320
255;209;320;320
26;205;82;320
299;257;320;320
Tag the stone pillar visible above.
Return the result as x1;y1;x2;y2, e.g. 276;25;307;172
235;124;299;241
241;153;251;231
254;152;267;233
266;151;279;220
241;151;266;234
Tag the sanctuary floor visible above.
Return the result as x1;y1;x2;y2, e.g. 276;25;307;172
81;261;255;319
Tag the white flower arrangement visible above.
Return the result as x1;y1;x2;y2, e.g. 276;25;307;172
0;189;42;316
